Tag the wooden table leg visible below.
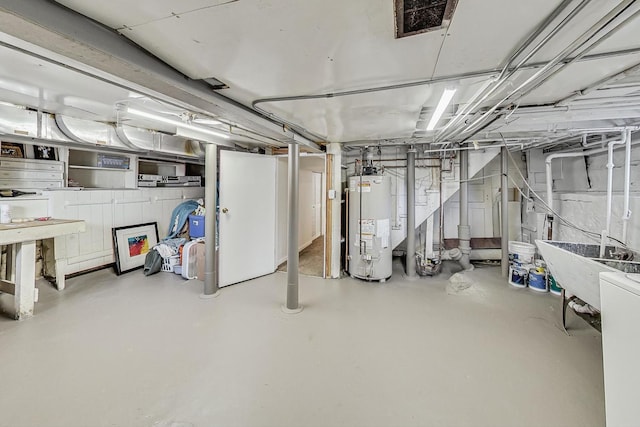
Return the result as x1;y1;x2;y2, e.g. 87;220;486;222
53;236;66;291
14;240;36;320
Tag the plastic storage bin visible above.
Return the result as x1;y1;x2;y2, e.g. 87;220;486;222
189;215;205;238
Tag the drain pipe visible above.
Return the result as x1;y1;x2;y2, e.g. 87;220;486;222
202;143;219;298
501;147;509;278
622;129;633;244
458;149;473;270
545;142;630;240
284;142;303;313
604;131;628;255
406;148;417;278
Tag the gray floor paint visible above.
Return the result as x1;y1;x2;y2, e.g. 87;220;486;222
278;236;324;277
0;261;604;427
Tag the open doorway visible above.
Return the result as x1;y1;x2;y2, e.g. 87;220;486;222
276;154;326;277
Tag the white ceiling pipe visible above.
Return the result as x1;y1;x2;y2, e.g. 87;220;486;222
459;1;640;142
435;0;591;143
546;146;613;238
545;136;640;240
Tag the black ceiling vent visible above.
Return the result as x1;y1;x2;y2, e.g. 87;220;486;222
395;0;458;38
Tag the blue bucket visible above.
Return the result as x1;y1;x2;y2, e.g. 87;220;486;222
528;269;548;292
188;215;205;238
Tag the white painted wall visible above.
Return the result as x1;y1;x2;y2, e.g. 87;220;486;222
443;154;524;240
275;155;325;265
45;187;205;274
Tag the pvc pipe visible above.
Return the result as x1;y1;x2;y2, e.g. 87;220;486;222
458;150;473;270
406;148;417;278
605;132;627;251
622;129;633;243
441;248;503;261
501;147;509;278
546;146;611;213
436;0;588;142
286;142;301;311
459;0;639;139
545;140;634;241
203;143;219;296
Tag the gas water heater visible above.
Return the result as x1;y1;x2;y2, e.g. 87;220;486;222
347;150;392;281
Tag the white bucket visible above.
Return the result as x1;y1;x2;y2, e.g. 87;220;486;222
508;241;536;264
0;204;10;224
509;266;528;288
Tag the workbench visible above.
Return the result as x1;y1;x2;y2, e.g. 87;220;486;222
0;219;86;320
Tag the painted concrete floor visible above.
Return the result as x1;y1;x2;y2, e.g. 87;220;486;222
278;236;324;277
0;261;604;427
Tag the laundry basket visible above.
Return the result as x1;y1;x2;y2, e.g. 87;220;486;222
161;255;180;272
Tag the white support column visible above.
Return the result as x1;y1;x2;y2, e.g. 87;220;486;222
14;240;36;320
501;147;509;278
327;143;343;279
284;142;303;313
202;143;219;298
406;148;417;278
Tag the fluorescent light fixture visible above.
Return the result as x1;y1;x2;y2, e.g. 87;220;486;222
127;107;230;139
426;88;457;131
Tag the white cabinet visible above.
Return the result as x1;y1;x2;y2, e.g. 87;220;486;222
0;158;64;189
600;272;640;427
45;187;205;274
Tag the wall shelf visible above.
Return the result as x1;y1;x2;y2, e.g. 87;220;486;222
68;165;131;171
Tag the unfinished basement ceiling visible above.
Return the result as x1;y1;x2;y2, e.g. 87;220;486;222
13;0;640;145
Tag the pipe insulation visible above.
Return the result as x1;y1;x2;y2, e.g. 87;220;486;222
406;148;417;278
203;143;219;296
458;150;473;270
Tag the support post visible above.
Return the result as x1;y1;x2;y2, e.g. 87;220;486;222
501;147;509;278
458;149;473;270
406;148;417;278
202;143;219;298
15;240;36;320
284;142;303;313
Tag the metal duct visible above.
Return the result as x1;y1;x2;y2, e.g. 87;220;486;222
116;125;205;159
0;104;39;137
55;114;129;148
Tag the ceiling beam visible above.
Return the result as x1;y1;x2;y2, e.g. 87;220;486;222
0;0;321;151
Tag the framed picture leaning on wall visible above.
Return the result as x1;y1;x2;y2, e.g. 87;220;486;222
112;222;159;275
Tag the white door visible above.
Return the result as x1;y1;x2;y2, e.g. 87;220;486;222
312;172;323;239
219;151;277;287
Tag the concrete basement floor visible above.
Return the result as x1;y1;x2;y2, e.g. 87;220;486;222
0;261;604;427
